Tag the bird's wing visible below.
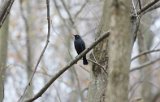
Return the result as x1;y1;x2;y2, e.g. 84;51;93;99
81;40;85;50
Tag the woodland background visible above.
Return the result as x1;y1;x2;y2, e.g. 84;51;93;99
0;0;160;102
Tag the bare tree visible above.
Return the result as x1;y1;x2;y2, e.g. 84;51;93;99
1;0;160;101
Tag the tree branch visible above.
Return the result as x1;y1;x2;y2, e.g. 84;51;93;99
137;0;160;15
130;57;160;72
60;0;74;25
25;31;110;102
131;49;160;61
18;0;51;101
143;2;160;14
60;0;79;33
0;0;14;28
74;0;88;19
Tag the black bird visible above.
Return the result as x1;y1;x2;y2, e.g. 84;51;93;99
74;35;88;65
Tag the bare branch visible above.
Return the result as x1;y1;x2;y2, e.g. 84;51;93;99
131;49;160;61
137;0;160;15
143;2;160;14
53;0;79;33
60;0;74;25
53;0;69;29
88;58;107;74
0;0;14;28
60;0;79;33
130;57;160;72
18;0;51;101
25;31;110;102
74;0;88;19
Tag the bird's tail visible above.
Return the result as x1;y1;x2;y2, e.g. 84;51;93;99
83;55;88;65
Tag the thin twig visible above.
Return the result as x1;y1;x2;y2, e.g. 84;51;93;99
60;0;78;33
131;49;160;61
152;39;160;50
18;0;51;101
74;0;88;18
87;58;107;75
137;0;160;15
53;0;69;30
130;57;160;72
143;2;160;14
60;0;74;25
91;52;98;62
25;31;110;102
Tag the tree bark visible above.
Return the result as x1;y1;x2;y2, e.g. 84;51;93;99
88;0;132;102
88;0;110;102
105;0;132;102
0;16;9;102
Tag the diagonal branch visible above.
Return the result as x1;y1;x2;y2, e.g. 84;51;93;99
130;57;160;72
74;0;88;19
60;0;79;33
60;0;74;25
53;0;69;30
137;0;160;15
0;0;14;28
143;2;160;14
25;31;110;102
131;49;160;61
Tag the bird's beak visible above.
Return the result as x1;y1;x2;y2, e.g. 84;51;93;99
73;35;77;38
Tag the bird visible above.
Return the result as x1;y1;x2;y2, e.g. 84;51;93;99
74;35;88;65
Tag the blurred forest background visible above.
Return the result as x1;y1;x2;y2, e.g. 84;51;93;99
0;0;160;102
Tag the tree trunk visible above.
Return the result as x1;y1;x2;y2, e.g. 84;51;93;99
88;0;110;102
105;0;132;102
0;16;9;102
88;0;132;102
